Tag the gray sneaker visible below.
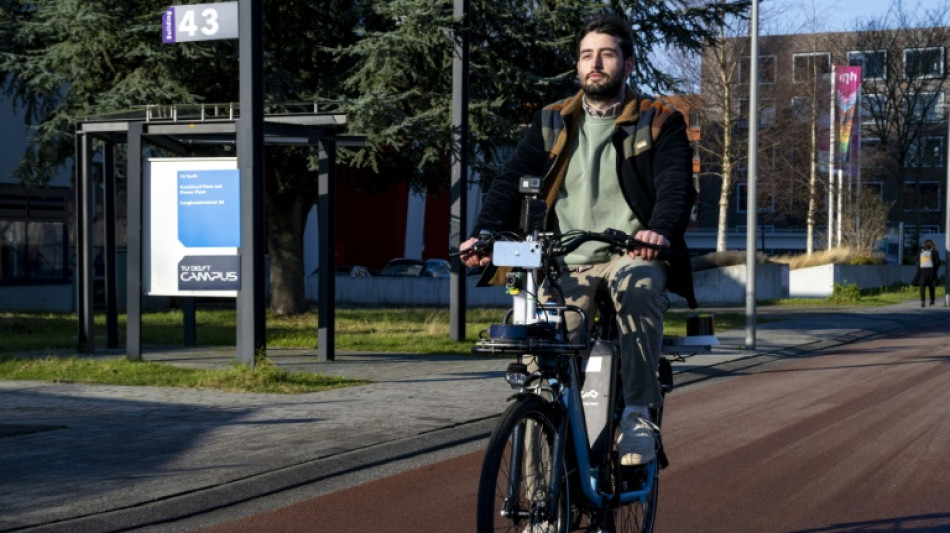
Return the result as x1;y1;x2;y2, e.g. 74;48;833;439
617;412;658;466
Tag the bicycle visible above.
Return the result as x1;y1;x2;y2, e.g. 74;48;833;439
462;178;675;533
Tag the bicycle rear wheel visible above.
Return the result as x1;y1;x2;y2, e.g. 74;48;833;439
477;396;569;533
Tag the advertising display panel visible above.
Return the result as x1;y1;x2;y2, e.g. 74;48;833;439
145;158;240;296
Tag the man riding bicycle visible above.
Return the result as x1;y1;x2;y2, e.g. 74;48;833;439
461;13;697;468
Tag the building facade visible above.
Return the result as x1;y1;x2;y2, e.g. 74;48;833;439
1;100;73;310
696;27;950;257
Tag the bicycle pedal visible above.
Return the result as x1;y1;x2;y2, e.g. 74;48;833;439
618;464;647;492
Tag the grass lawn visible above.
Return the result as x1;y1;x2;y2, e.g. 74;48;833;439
0;283;916;391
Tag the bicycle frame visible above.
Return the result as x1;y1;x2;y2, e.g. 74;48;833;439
483;236;661;522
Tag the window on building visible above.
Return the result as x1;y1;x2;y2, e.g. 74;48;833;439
904;47;945;78
861;136;882;148
790;97;813;123
848;50;887;80
736;98;775;128
904;92;944;123
793;52;831;83
862;93;886;125
738;55;777;84
0;188;69;284
903;181;941;211
906;136;944;168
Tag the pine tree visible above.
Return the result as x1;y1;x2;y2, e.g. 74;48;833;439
0;0;361;315
327;0;749;191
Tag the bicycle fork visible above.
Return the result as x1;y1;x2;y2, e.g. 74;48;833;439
503;422;527;520
501;413;567;525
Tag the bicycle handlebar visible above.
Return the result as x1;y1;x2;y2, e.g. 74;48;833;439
549;228;669;259
453;228;669;262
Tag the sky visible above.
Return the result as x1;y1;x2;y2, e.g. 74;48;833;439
812;0;894;31
763;0;913;34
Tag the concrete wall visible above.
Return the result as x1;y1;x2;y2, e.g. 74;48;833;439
8;262;913;311
306;275;512;307
789;264;916;298
313;263;791;309
669;263;790;307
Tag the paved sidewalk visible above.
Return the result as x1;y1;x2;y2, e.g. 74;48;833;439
0;301;947;532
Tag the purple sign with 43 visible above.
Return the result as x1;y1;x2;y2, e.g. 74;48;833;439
162;2;238;44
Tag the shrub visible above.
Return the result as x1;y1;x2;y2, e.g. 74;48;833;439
771;247;884;270
692;250;771;272
827;282;862;304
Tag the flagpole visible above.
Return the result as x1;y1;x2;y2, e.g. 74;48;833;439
828;66;836;250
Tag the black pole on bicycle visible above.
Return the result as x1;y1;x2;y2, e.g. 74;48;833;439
517;176;546;236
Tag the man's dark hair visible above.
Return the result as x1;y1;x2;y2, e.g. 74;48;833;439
576;13;634;60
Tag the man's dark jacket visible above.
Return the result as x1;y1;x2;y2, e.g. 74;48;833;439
473;88;698;308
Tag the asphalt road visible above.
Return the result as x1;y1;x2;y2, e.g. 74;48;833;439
199;319;950;533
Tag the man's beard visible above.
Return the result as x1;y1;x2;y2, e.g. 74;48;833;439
582;71;625;102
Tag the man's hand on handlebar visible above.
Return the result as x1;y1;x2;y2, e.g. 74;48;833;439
630;230;670;262
460;236;492;268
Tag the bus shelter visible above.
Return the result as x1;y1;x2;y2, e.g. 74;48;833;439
75;108;361;363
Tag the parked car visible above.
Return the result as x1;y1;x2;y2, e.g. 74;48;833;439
343;265;372;277
378;258;451;277
309;265;371;277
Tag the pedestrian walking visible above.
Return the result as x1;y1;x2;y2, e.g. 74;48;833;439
911;239;941;307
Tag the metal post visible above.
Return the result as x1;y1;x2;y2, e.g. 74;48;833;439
103;141;119;348
80;132;96;354
945;115;950;306
837;169;844;246
856;88;863;245
828;68;836;250
183;298;197;346
745;0;759;349
449;0;470;341
317;140;337;362
126;122;143;361
74;131;86;347
236;0;265;366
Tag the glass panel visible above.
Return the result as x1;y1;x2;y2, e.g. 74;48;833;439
0;220;66;281
848;50;886;79
0;221;26;281
739;55;777;84
793;52;831;83
904;47;944;78
27;221;66;279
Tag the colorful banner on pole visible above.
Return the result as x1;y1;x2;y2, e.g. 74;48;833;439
834;65;862;163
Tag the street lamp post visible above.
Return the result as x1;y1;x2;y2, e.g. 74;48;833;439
945;113;949;306
745;0;759;349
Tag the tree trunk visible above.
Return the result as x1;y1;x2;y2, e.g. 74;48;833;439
716;68;734;253
806;114;818;255
266;191;308;316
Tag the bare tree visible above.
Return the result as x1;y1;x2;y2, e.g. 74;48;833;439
692;0;832;253
840;193;894;255
846;0;950;252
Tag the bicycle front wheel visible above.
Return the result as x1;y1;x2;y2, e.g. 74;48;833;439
610;426;660;533
477;396;569;533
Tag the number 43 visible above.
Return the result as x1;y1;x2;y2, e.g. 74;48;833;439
178;7;220;37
